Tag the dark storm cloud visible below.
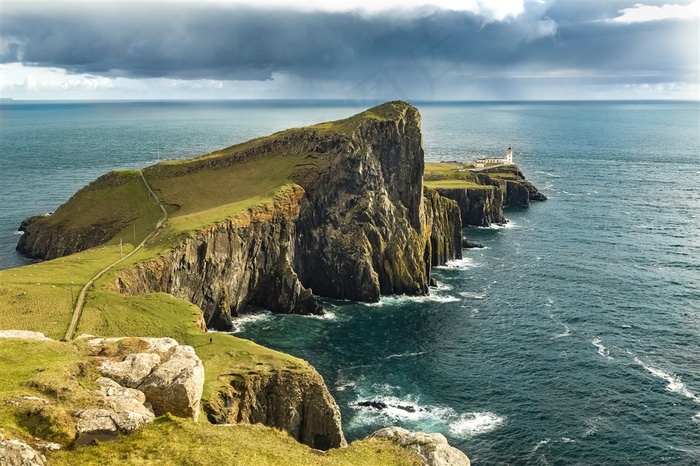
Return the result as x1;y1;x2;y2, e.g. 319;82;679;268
1;2;697;86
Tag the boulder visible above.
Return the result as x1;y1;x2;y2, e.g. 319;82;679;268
370;427;470;466
74;378;155;445
0;439;47;466
137;346;204;420
0;330;52;341
99;353;161;387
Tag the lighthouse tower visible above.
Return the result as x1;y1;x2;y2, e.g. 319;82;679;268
506;147;513;164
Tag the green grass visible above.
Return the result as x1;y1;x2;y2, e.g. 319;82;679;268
49;416;420;466
0;338;86;443
424;179;485;189
0;245;128;339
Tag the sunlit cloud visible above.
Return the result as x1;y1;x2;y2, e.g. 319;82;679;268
607;0;700;23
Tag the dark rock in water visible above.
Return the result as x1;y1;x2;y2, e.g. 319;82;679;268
357;400;388;410
397;404;417;413
429;277;438;287
357;400;420;413
462;238;484;249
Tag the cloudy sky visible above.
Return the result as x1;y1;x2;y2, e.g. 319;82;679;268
1;0;698;100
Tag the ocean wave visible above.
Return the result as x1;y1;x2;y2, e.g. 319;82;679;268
229;311;273;333
536;171;561;178
386;351;425;360
349;393;505;439
431;280;454;291
434;257;480;270
475;221;517;230
552;324;571;339
362;293;461;307
592;338;613;360
304;310;339;320
532;438;550;452
459;291;486;300
448;412;505;437
634;357;700;404
13;230;24;235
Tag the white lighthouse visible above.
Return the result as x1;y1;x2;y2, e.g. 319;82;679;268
506;147;513;164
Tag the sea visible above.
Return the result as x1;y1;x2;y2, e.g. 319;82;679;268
1;100;698;465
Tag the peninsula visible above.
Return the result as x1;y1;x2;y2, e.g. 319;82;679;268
1;101;544;465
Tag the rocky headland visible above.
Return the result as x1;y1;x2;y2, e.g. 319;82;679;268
16;102;541;332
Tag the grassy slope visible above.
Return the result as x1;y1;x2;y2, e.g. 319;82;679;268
50;416;420;466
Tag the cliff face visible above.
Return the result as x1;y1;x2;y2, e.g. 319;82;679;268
435;165;546;227
424;188;462;267
292;108;430;302
206;367;346;451
110;102;462;329
111;185;319;330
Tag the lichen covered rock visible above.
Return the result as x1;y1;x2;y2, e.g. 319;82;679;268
370;427;470;466
0;438;47;466
206;365;346;451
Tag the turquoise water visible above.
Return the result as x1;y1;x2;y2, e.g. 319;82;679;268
1;101;699;464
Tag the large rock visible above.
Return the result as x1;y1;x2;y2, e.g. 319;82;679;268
0;330;52;341
370;427;470;466
73;377;155;445
206;365;346;451
100;353;161;387
137;346;204;421
0;439;47;466
85;336;205;421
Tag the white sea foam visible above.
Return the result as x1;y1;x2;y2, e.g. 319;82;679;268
365;292;461;306
552;324;571;339
13;230;24;235
476;221;517;230
230;311;273;333
532;438;550;452
434;257;480;270
304;310;339;320
592;338;613;360
432;280;454;291
448;412;505;437
459;291;486;300
537;171;561;178
349;391;505;438
635;357;700;404
386;351;425;359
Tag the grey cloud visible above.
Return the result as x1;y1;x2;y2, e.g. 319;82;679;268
1;2;697;89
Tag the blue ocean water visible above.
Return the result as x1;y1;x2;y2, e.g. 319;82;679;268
1;100;699;464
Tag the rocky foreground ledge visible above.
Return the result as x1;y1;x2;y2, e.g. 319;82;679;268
0;331;469;466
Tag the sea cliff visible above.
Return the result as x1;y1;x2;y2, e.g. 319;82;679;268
17;102;468;331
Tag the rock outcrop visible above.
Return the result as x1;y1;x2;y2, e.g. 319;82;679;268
82;336;204;421
74;377;156;445
206;366;346;451
0;330;53;341
0;438;47;466
434;165;546;228
370;427;470;466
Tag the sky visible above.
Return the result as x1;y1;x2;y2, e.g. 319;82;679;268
1;0;698;101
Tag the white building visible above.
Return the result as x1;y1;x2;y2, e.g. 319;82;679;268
474;147;513;168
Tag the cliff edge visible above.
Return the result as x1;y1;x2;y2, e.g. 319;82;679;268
17;102;462;331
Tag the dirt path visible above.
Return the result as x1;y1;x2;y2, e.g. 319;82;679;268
64;170;168;340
